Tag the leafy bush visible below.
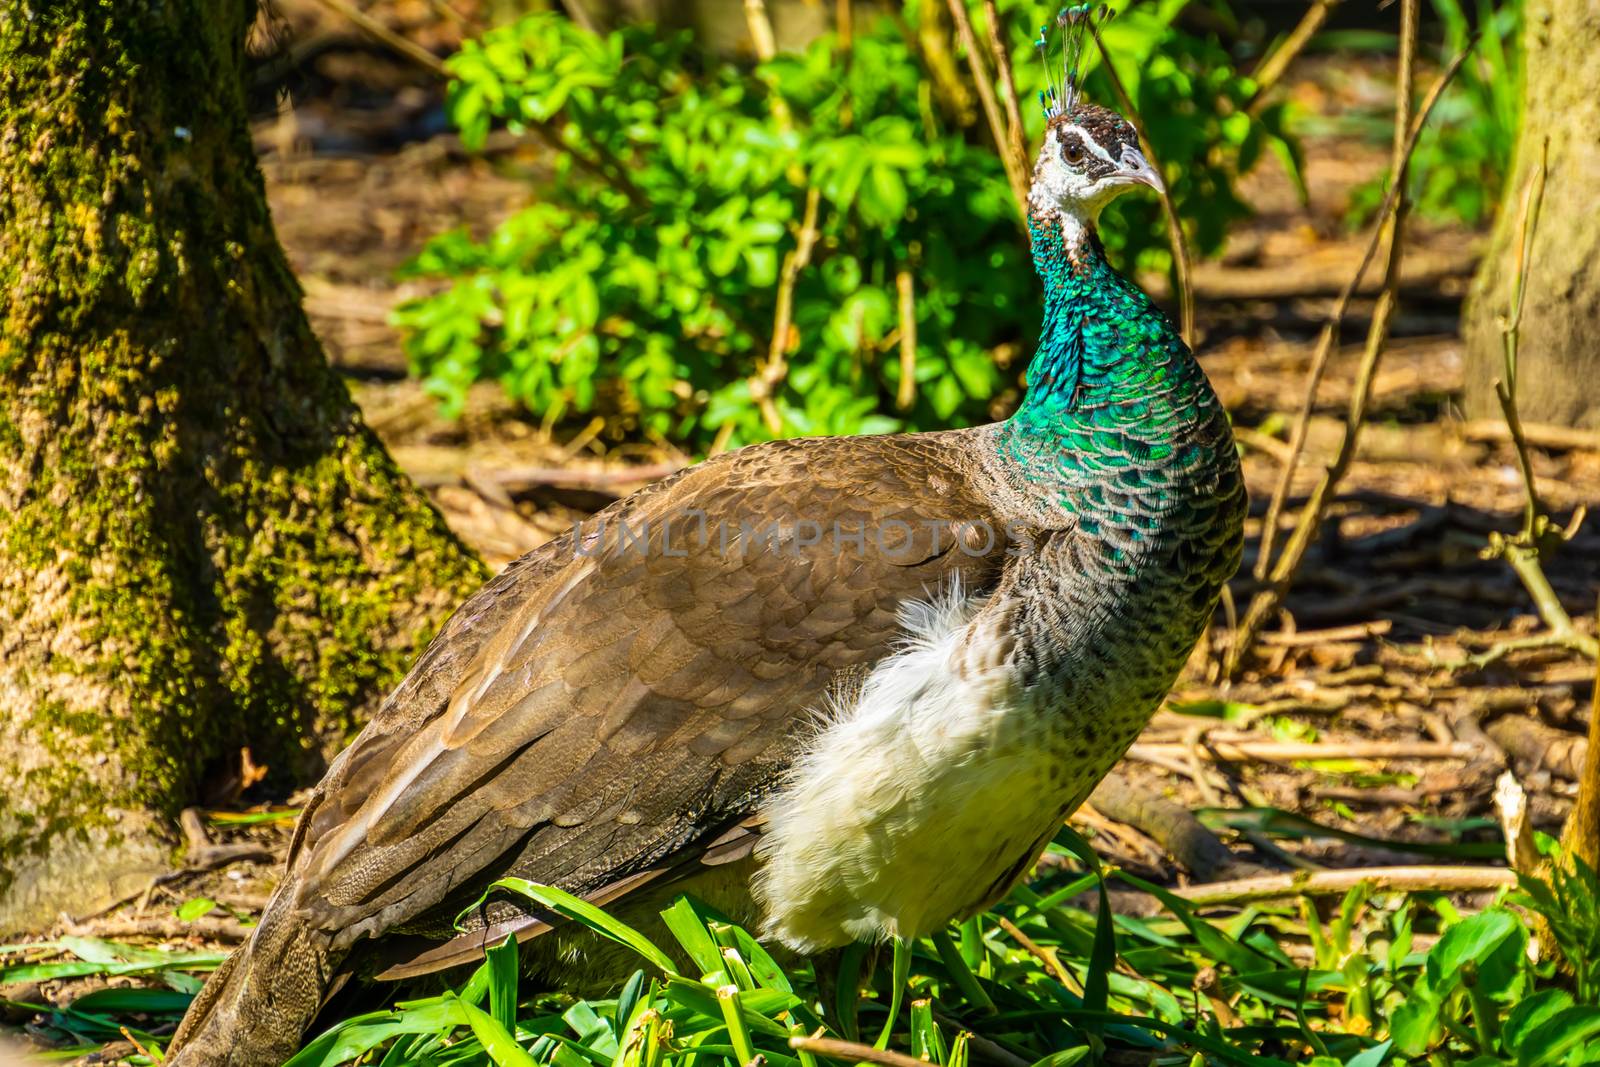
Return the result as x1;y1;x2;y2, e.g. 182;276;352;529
394;3;1297;449
1347;0;1521;227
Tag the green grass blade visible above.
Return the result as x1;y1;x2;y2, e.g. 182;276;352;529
931;930;995;1014
659;897;724;978
471;879;680;977
460;997;540;1067
1082;879;1116;1020
717;985;757;1066
873;938;911;1050
487;935;520;1034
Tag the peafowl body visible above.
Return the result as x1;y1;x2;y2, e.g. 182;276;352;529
168;102;1245;1065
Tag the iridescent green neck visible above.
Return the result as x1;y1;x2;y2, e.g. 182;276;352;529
1012;209;1154;429
991;206;1231;530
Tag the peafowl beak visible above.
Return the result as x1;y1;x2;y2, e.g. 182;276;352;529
1113;143;1165;195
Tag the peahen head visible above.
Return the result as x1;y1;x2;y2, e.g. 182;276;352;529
1028;104;1163;224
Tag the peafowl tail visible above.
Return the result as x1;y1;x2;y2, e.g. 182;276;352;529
166;897;334;1067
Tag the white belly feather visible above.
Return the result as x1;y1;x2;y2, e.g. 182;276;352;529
753;584;1071;952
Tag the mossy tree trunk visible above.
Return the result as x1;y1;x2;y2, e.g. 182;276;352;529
1462;0;1600;428
0;1;487;931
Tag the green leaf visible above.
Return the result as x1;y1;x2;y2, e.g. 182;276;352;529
1520;1007;1600;1067
874;938;912;1049
68;988;194;1015
486;935;519;1034
1390;979;1441;1056
1345;1038;1393;1067
1426;908;1523;993
176;897;219;922
1082;878;1116;1019
1506;990;1575;1057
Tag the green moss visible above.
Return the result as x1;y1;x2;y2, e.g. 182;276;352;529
0;0;488;927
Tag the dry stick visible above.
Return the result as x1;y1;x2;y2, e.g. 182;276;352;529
896;269;918;411
426;0;473;29
744;0;779;59
1250;37;1471;588
309;0;447;73
1462;419;1600;453
752;188;823;434
1088;772;1253;881
945;0;1029;217
997;916;1082;993
792;1036;930;1067
1087;23;1194;349
1228;7;1468;677
981;0;1029;185
1173;865;1516;906
1128;739;1478;764
1245;0;1343;115
1483;141;1598;661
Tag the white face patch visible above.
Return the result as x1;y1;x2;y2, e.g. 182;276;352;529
1027;121;1142;221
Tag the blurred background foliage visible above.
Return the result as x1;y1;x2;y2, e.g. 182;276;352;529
1343;0;1522;227
392;0;1515;451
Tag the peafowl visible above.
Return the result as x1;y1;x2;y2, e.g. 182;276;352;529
168;19;1245;1064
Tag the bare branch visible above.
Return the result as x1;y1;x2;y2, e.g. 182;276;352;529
751;188;824;434
896;269;918;411
1246;0;1344;115
1173;865;1516;907
945;0;1029;216
1227;17;1478;675
981;0;1028;182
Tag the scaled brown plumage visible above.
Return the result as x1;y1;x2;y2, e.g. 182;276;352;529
169;431;1021;1064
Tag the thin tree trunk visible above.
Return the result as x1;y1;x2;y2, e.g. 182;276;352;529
1462;0;1600;428
0;1;487;931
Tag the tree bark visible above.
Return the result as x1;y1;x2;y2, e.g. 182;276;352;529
1462;0;1600;428
0;1;487;931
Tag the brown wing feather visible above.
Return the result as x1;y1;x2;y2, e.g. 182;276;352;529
282;430;1014;966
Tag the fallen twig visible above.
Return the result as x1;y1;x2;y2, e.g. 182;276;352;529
944;0;1029;216
792;1036;930;1067
1486;713;1588;779
411;462;684;493
1127;740;1479;764
308;0;446;75
1461;418;1600;453
1232;425;1293;463
64;915;254;943
1258;619;1392;646
996;917;1080;992
1172;865;1515;906
1088;773;1259;881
